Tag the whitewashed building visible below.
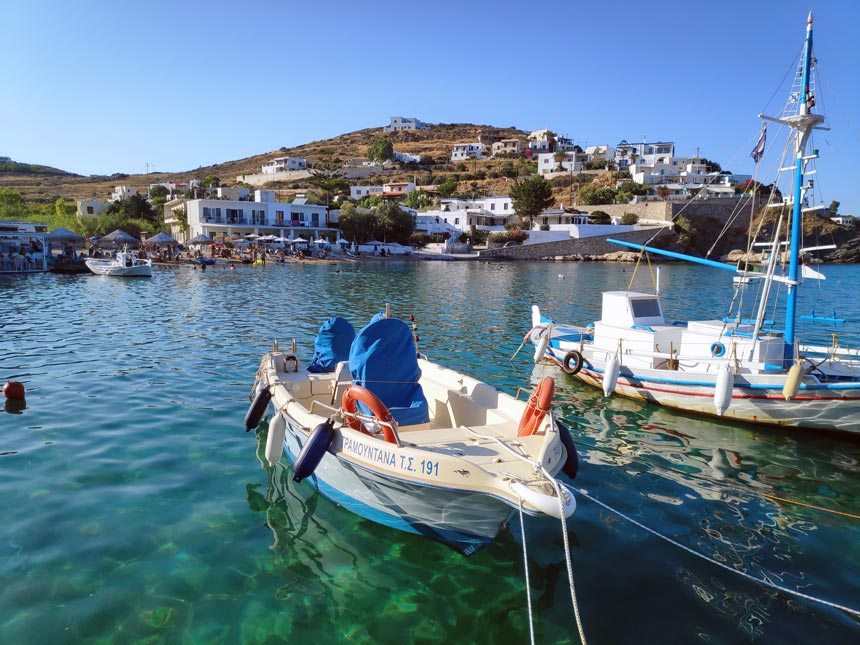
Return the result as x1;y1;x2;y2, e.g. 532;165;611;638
451;143;486;162
491;139;522;157
615;140;675;169
393;150;421;164
536;151;586;176
350;185;384;200
383;116;430;132
109;185;138;202
163;193;335;245
77;198;106;218
262;157;307;173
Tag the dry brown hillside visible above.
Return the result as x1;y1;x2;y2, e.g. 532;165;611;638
1;123;529;203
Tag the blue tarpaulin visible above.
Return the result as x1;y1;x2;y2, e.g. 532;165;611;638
349;317;429;426
307;317;356;373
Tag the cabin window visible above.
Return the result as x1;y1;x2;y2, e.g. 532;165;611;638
630;298;661;318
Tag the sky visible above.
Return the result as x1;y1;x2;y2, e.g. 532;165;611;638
3;0;859;214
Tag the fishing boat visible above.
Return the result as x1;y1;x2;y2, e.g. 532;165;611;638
0;221;48;274
528;13;860;434
84;247;153;277
246;310;578;554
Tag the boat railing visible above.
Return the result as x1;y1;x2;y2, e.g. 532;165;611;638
309;400;403;447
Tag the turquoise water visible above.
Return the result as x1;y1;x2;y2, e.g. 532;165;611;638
2;260;859;643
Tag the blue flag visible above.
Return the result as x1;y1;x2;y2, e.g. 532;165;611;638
750;124;767;163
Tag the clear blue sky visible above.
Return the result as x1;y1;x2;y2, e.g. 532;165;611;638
3;0;858;214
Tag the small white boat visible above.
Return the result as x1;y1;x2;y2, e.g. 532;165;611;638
246;311;578;554
528;13;860;434
85;248;153;277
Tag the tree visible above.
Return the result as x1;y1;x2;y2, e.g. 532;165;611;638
437;178;459;198
588;210;611;224
104;193;158;225
577;184;615;205
149;185;170;199
367;138;394;164
829;200;840;216
336;203;373;243
509;175;553;229
0;188;28;219
621;212;639;225
203;175;221;188
403;188;432;210
372;202;414;244
308;148;349;226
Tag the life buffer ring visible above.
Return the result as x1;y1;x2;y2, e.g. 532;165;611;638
341;385;397;444
518;376;555;437
710;342;726;358
561;350;584;375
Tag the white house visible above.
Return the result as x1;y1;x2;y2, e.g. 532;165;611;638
350;185;384;200
215;186;252;201
109;185;138;202
393;150;421;164
422;196;516;234
77;198;106;218
383;116;430;132
585;145;616;165
414;214;461;237
262;157;307;174
615;140;675;169
451;143;486;162
382;182;416;198
163;194;334;245
536;151;586;176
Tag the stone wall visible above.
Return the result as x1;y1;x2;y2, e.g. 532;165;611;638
479;227;673;260
573;199;754;227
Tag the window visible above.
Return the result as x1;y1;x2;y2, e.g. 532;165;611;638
87;206;94;214
490;203;495;210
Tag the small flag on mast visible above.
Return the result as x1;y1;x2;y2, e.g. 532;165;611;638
750;124;767;163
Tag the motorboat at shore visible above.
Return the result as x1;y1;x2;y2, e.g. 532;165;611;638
528;14;860;434
246;311;578;554
85;248;153;277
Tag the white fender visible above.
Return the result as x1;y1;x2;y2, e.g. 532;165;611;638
783;362;803;401
533;326;551;364
603;355;620;396
265;413;287;467
511;481;576;519
531;304;542;329
714;364;734;416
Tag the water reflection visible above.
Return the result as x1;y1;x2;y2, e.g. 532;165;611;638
532;363;860;636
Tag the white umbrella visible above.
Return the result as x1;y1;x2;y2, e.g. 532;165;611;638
291;236;308;243
273;236;288;243
245;233;260;240
259;234;277;242
314;238;328;244
187;233;215;246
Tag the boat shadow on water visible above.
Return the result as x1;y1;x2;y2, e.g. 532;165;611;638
533;363;860;638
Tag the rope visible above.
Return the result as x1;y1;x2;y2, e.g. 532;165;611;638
548;475;587;644
577;487;860;618
758;493;860;521
518;500;536;645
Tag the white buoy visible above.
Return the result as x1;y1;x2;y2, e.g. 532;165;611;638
265;413;287;466
783;361;803;401
603;355;620;396
533;326;551;363
714;364;734;415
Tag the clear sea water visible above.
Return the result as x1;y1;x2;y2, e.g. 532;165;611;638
2;260;859;644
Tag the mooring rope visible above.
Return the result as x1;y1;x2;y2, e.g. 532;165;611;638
577;487;860;617
518;500;536;645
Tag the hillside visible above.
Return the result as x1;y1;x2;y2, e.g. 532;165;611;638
0;123;527;204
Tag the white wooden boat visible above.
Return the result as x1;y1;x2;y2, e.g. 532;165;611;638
247;313;578;554
85;248;152;277
529;13;860;434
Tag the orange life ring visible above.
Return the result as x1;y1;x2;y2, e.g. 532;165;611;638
518;376;555;437
341;385;398;444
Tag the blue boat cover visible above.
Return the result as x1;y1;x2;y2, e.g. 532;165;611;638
307;317;356;373
349;317;429;426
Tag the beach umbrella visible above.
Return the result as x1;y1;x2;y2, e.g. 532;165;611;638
291;236;308;244
99;229;140;247
46;227;85;244
187;233;215;246
259;234;277;242
245;233;260;240
144;232;176;245
273;236;288;243
314;238;328;244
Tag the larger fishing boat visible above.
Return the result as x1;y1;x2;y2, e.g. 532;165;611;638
528;13;860;434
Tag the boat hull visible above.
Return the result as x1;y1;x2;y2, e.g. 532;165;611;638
280;418;513;554
544;349;860;433
84;259;152;277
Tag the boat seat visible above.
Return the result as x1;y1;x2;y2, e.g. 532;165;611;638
445;391;508;428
